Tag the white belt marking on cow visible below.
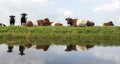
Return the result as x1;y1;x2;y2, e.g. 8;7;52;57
76;19;87;27
51;22;57;26
31;21;38;26
76;45;87;51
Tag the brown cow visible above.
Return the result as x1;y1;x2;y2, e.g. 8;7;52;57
65;44;94;52
103;21;114;26
50;22;63;26
36;45;50;51
65;18;94;27
23;18;51;27
65;44;77;52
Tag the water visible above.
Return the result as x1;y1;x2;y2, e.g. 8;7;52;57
0;44;120;64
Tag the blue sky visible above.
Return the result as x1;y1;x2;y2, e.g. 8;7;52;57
0;0;120;26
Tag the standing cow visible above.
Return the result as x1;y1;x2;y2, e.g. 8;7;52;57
9;15;15;25
21;13;27;25
65;18;94;27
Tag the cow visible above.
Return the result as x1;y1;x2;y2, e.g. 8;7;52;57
9;15;15;25
36;45;50;51
0;23;6;27
7;45;13;53
65;44;77;52
103;21;114;26
50;22;63;26
65;44;94;52
65;18;94;27
25;43;32;48
19;45;25;56
21;13;27;25
23;18;51;27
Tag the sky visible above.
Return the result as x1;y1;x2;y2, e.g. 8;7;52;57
0;0;120;26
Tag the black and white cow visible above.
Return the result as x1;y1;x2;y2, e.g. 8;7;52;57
21;13;27;25
9;15;15;25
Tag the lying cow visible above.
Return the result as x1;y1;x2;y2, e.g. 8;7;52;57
36;45;50;51
23;18;51;27
0;23;6;27
50;22;63;26
65;18;94;27
103;21;114;26
65;44;94;52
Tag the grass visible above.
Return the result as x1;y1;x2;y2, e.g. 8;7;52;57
0;26;120;46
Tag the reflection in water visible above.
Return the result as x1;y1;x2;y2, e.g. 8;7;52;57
25;43;32;48
65;44;94;52
36;45;50;51
7;45;13;53
19;45;25;56
2;44;120;64
6;44;50;55
6;44;93;55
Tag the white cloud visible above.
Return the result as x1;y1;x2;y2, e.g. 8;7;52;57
32;0;47;3
118;17;120;20
116;17;120;24
78;0;110;2
91;46;120;63
0;0;49;3
52;8;72;17
93;0;120;13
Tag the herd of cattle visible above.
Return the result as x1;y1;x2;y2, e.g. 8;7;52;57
0;13;114;27
7;44;94;56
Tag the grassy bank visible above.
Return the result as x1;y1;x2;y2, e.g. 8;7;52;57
0;26;120;45
0;26;120;39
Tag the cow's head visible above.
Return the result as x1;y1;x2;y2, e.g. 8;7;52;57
44;18;51;26
108;21;114;26
9;15;15;19
65;18;73;24
87;21;95;26
21;13;27;17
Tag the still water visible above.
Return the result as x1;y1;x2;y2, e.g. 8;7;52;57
0;44;120;64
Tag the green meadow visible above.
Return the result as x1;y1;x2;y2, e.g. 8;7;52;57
0;26;120;46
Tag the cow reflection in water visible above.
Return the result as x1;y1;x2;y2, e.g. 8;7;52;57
7;45;14;53
24;44;50;51
25;43;32;48
19;45;25;56
65;44;94;52
35;45;50;51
